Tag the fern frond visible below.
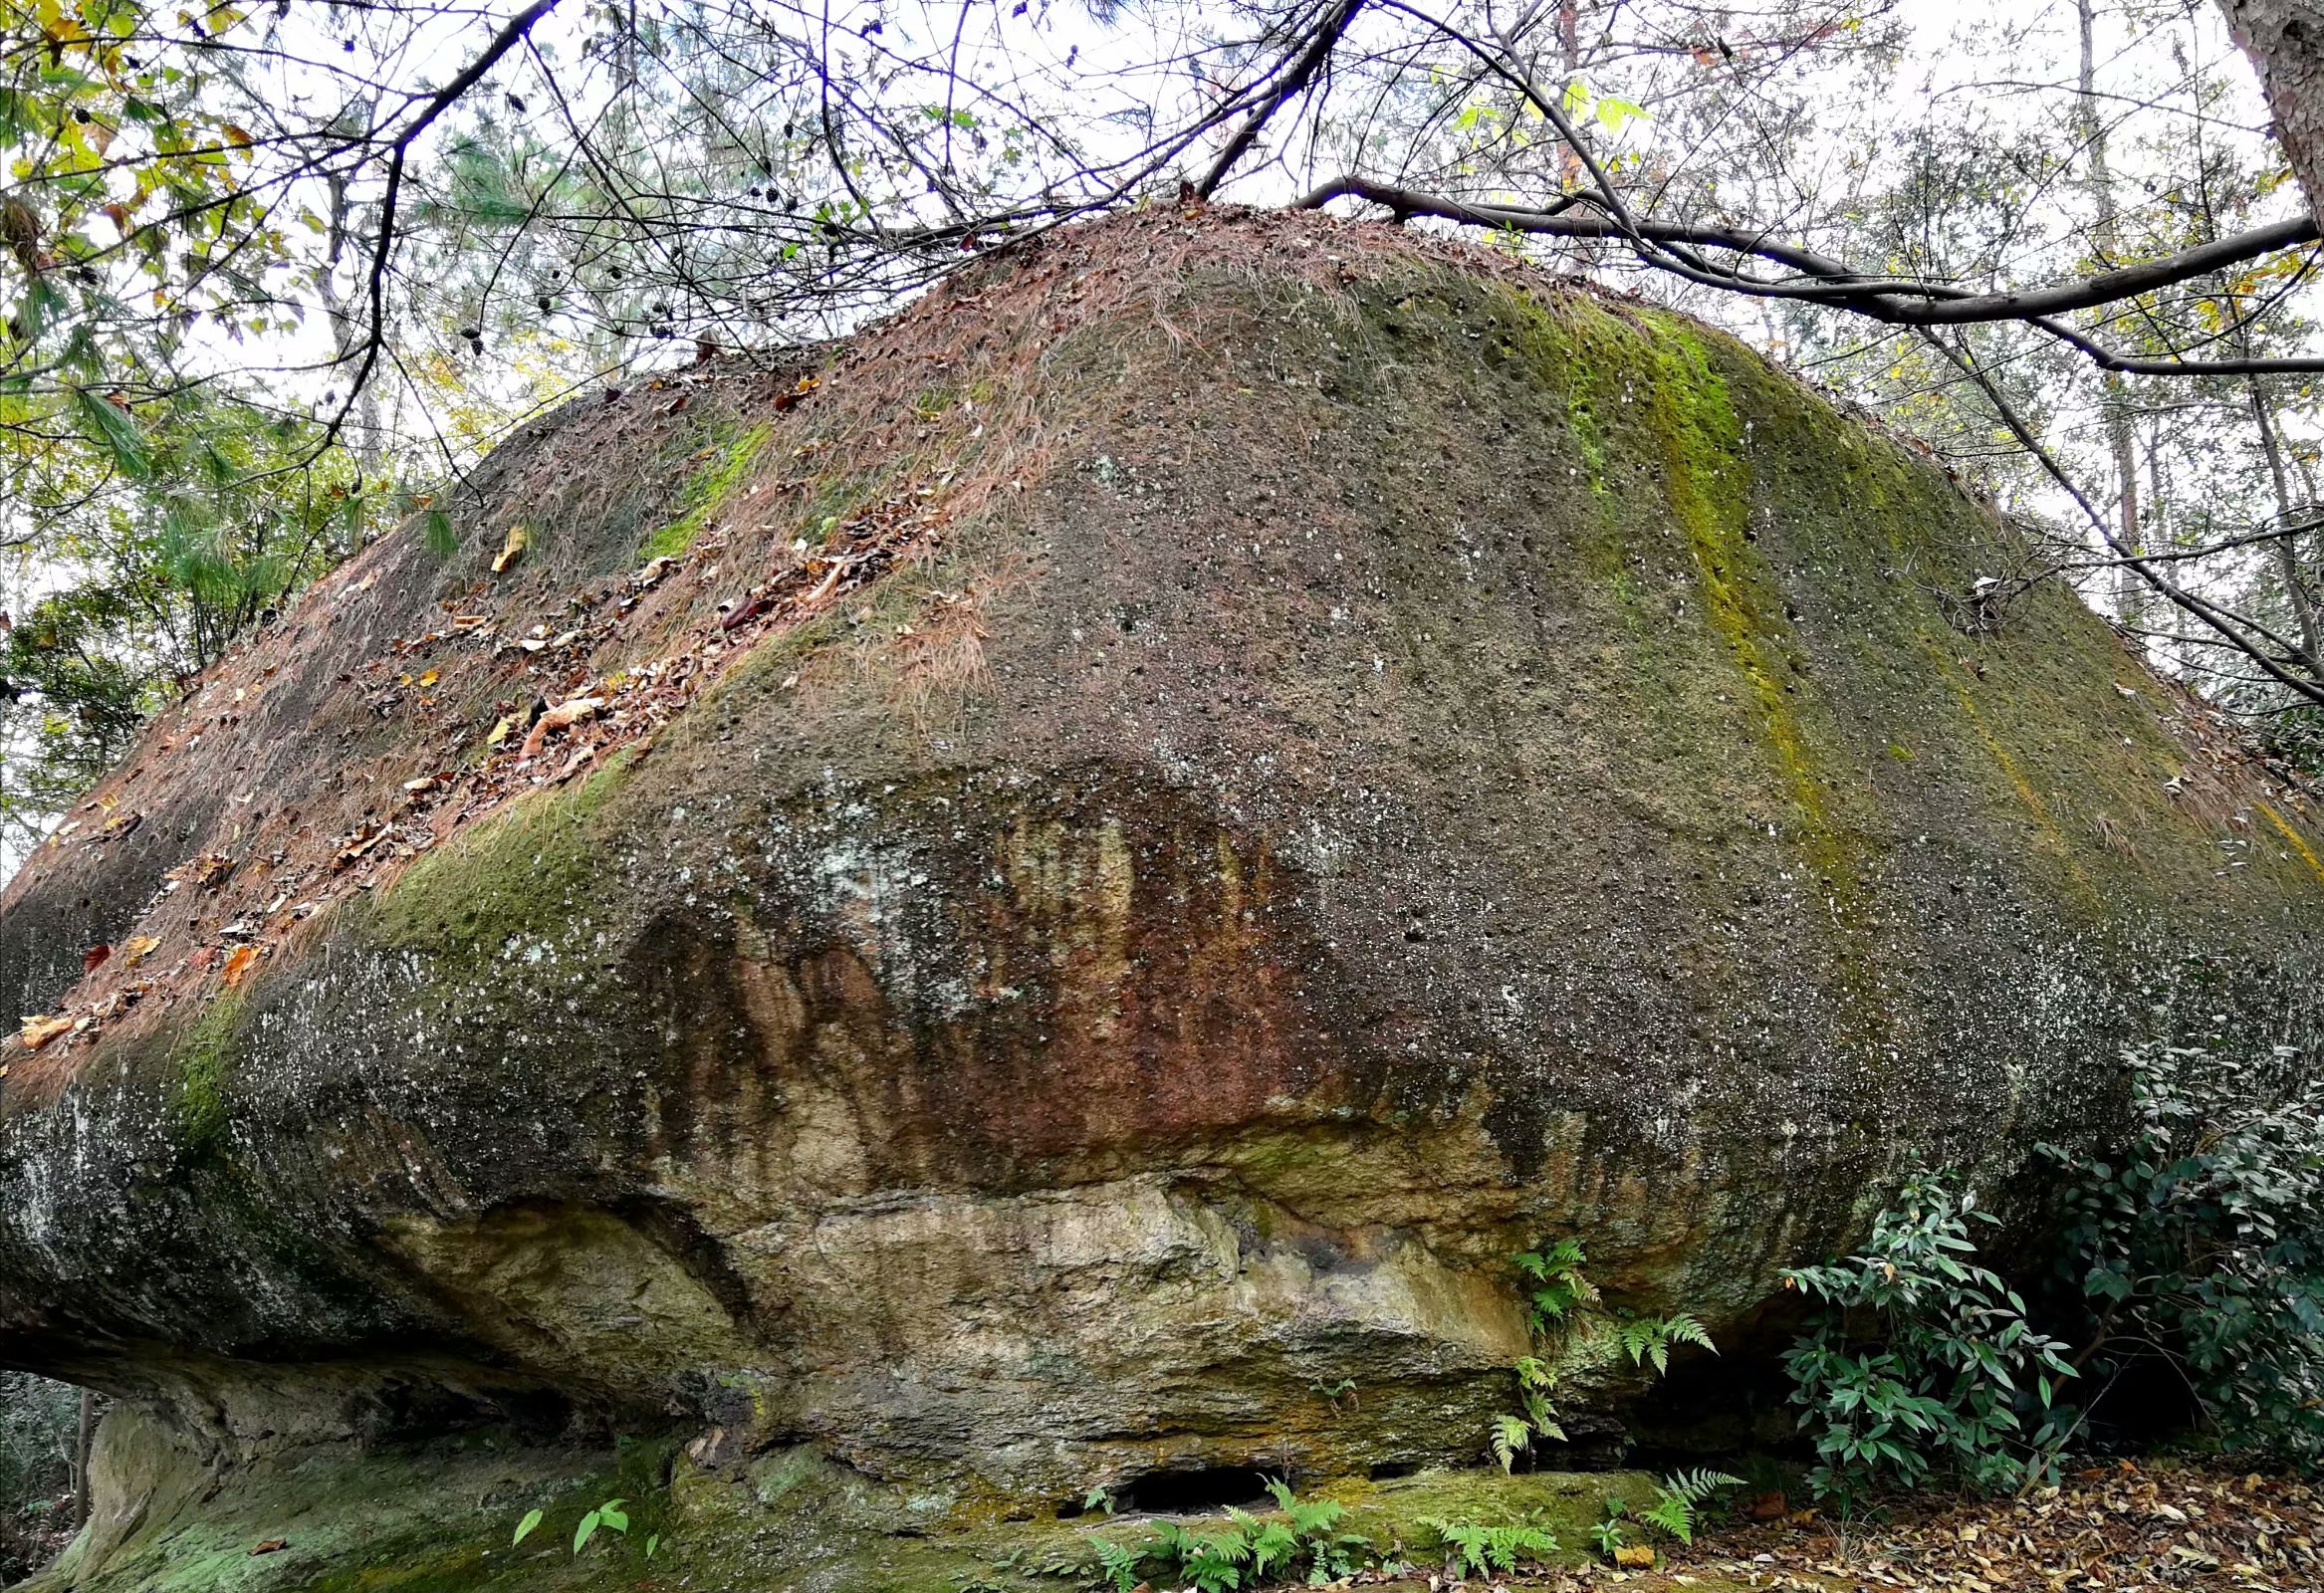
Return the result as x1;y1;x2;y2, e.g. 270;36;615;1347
1520;1388;1551;1429
1289;1496;1345;1537
1248;1521;1298;1577
1639;1494;1695;1544
1614;1315;1658;1369
1085;1534;1146;1593
1663;1312;1717;1353
1490;1413;1532;1473
1662;1468;1745;1504
1422;1517;1490;1581
1640;1470;1745;1545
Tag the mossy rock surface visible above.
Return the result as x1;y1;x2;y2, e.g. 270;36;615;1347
0;207;2320;1565
30;1410;1710;1593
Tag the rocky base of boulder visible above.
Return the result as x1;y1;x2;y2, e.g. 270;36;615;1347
23;1405;1712;1593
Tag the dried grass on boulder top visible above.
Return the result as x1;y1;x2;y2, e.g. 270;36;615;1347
0;201;1538;1093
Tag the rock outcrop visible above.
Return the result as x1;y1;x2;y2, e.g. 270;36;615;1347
3;206;2322;1587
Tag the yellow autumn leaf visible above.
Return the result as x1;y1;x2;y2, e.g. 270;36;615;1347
17;1015;73;1050
119;934;160;965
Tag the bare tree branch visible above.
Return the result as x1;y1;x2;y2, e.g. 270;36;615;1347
1295;175;2324;374
1195;0;1367;199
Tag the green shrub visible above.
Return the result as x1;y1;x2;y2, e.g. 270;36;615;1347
2039;1042;2324;1465
1781;1172;2075;1510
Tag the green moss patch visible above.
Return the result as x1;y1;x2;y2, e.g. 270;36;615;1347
171;989;247;1153
639;422;772;561
369;752;632;959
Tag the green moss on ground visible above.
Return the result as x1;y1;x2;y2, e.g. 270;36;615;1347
640;423;773;562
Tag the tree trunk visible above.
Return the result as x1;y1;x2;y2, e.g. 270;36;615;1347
2082;0;2147;630
71;1388;93;1530
2249;378;2324;670
2218;0;2324;221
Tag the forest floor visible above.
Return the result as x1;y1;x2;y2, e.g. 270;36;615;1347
1346;1457;2321;1592
1680;1456;2322;1592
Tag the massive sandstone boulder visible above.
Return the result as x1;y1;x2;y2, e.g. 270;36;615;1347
2;206;2322;1586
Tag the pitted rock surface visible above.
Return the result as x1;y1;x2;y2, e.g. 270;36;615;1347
3;206;2321;1509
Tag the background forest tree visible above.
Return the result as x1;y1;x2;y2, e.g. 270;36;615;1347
7;0;2324;859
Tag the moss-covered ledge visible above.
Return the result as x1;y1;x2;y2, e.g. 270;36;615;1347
27;1406;1768;1593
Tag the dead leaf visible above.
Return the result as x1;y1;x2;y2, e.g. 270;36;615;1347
249;1538;288;1556
417;669;439;689
221;945;259;988
492;525;530;574
120;934;161;966
18;1016;73;1050
82;944;110;974
1612;1544;1656;1569
488;698;548;751
520;696;602;759
166;851;236;890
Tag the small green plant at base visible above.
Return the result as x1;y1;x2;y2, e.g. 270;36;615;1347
1783;1171;2075;1512
2039;1042;2324;1467
1087;1536;1144;1593
1588;1499;1630;1560
1078;1478;1372;1592
1419;1515;1560;1581
1264;1478;1371;1582
1514;1240;1595;1330
1493;1240;1716;1471
1638;1469;1743;1544
1309;1377;1357;1414
1156;1520;1264;1593
511;1507;543;1547
1082;1483;1114;1515
573;1497;629;1554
